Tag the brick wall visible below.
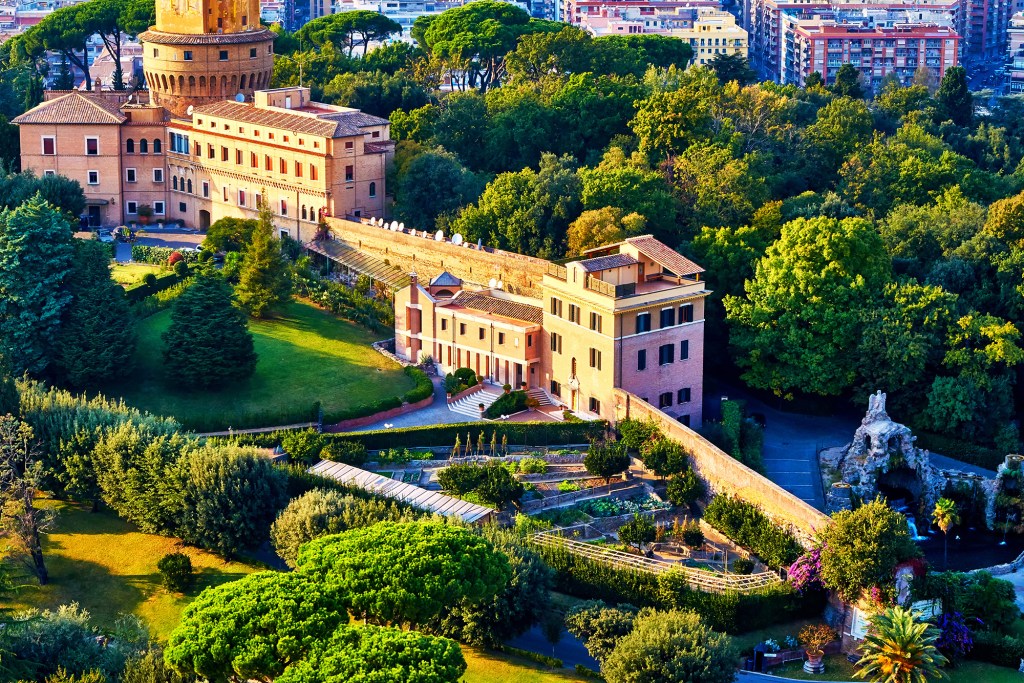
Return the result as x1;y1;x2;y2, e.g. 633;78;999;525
614;389;830;545
327;218;550;297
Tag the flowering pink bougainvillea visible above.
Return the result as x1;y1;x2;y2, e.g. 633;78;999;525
788;546;823;593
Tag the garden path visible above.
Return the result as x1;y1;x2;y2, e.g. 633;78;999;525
349;378;483;431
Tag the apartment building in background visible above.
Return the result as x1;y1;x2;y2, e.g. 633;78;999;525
394;236;708;426
14;0;392;237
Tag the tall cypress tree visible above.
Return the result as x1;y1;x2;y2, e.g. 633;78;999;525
236;201;292;319
56;239;137;388
0;193;74;376
162;274;258;389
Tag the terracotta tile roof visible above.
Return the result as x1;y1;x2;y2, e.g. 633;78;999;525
577;253;638;272
625;235;704;277
13;91;126;125
452;291;543;325
138;28;274;45
192;100;388;138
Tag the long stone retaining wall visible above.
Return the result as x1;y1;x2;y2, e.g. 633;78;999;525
614;390;831;545
328;217;550;296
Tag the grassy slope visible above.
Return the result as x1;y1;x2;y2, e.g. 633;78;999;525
110;262;163;286
11;503;584;682
9;500;259;641
107;300;414;430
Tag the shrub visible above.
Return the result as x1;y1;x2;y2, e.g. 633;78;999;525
732;557;754;575
157;552;194;592
402;366;433;404
682;521;704;548
168;251;183;266
172;260;188;277
667;469;705;507
320;439;368;467
617;418;661;451
281;429;327;464
485;390;528;418
328;421;608;451
454;367;477;387
558;480;582;492
519;457;547;474
438;463;486;494
142;272;158;287
703;495;802;569
969;631;1024;668
131;245;199;266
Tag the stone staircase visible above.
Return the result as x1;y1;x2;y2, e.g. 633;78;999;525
527;387;557;408
448;386;504;419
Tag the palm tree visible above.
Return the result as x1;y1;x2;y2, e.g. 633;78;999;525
855;606;948;683
932;498;960;570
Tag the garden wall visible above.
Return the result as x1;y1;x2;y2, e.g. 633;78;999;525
614;390;830;544
328;394;435;431
328;218;550;296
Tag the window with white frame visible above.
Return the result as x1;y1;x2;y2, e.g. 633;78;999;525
43;170;55;177
153;201;165;215
126;201;138;214
41;136;56;155
202;181;209;198
85;137;98;155
152;168;164;182
87;170;99;185
126;168;137;183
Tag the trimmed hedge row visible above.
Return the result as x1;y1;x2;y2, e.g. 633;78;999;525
402;366;433;404
333;420;608;451
131;244;200;265
969;631;1024;668
125;272;180;302
703;495;802;569
485;390;528;419
535;543;819;634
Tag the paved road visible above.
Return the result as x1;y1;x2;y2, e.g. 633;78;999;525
706;380;859;511
336;378;483;433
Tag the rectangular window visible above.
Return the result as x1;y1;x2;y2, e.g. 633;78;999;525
550;380;561;397
345;141;354;150
153;168;164;182
41;136;55;155
279;157;287;174
550;333;562;353
153;48;159;57
223;186;228;201
441;319;447;331
179;202;186;213
202;181;209;198
589;397;601;413
251;152;257;168
43;170;55;177
207;144;214;159
126;168;136;183
255;193;262;208
219;146;227;161
345;165;354;182
219;50;229;60
295;161;302;178
85;137;98;155
677;388;692;403
659;344;674;365
680;339;689;360
280;199;287;216
589;312;602;332
527;334;532;347
568;304;580;324
636;312;651;333
659;392;673;408
549;297;563;317
637;349;647;371
459;323;466;336
680;303;694;323
153;201;165;215
236;149;242;164
372;130;380;138
498;332;505;345
265;155;272;171
87;170;98;185
126;201;137;214
250;47;257;58
660;308;676;328
183;50;193;61
478;327;485;340
238;189;246;207
310;164;318;180
589;348;602;370
680;414;691;427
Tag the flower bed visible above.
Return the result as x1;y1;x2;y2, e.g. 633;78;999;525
577;495;671;518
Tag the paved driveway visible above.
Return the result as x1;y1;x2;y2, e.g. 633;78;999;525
705;379;860;511
114;229;204;262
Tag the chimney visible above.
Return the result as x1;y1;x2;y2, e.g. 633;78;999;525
93;78;102;93
409;272;419;305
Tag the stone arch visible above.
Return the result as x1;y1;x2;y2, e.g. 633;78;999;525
126;138;135;154
230;74;237;92
209;74;218;95
301;205;307;220
173;176;179;190
240;73;246;90
250;73;256;90
221;75;228;94
187;179;193;194
139;139;148;154
168;74;174;93
188;75;196;93
178;75;184;93
153;138;161;154
199;75;206;94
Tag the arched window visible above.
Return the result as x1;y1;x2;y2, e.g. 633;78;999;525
139;139;149;154
571;357;577;376
240;74;247;90
369;181;376;198
153;138;162;154
301;205;307;220
188;75;195;93
187;179;192;194
126;138;135;154
172;176;178;190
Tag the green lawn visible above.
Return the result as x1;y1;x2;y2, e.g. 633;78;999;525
766;651;1023;683
111;262;163;286
107;300;414;431
10;502;585;682
9;500;259;641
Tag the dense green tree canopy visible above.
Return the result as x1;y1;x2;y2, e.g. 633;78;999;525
296;521;512;627
236;203;292;319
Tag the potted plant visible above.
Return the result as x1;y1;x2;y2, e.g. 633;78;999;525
525;396;540;411
798;623;837;674
136;203;153;225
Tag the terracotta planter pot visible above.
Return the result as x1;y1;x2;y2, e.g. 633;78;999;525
803;649;825;674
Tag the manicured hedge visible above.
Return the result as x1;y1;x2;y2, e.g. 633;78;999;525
968;631;1024;668
333;420;608;451
125;272;180;302
485;390;528;418
131;244;200;265
703;495;802;569
402;367;433;404
535;543;820;633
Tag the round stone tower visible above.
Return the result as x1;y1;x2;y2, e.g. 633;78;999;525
139;0;275;117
